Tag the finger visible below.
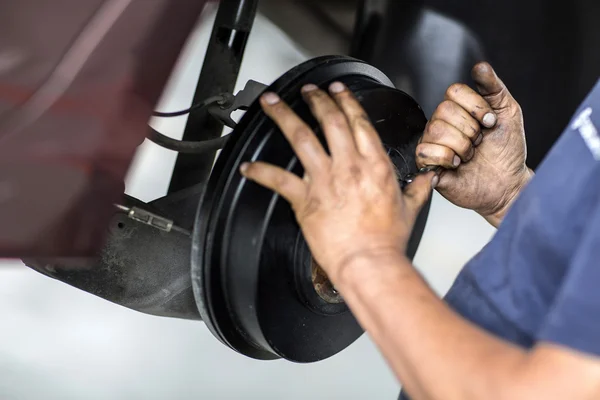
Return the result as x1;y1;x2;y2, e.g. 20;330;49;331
301;84;358;158
471;62;517;113
328;81;385;158
422;119;474;162
416;142;461;169
403;171;437;215
445;83;497;128
260;92;330;174
434;167;457;191
431;100;481;143
240;161;305;206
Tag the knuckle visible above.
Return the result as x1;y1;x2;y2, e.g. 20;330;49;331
305;89;323;100
416;143;429;160
273;172;291;191
337;162;363;185
270;102;287;115
337;90;354;101
310;90;331;105
437;100;455;116
446;83;465;97
352;120;377;136
467;120;480;137
351;113;372;129
421;147;450;166
292;126;314;145
347;163;362;180
427;120;446;140
443;147;456;162
300;196;321;218
422;123;433;141
324;112;348;129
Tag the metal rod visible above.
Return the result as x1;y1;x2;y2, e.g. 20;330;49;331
168;0;258;193
350;0;385;59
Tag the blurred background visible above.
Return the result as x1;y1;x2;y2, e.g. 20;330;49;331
1;0;598;399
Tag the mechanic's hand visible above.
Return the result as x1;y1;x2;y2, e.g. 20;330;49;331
240;83;436;283
417;62;533;227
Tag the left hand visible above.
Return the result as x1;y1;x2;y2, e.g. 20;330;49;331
416;63;531;226
240;82;436;283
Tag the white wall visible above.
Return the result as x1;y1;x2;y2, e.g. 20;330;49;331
0;6;494;400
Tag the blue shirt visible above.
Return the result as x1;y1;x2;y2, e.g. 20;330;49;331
401;80;600;399
448;79;600;354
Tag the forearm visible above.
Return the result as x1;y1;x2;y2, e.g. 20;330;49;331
335;254;527;400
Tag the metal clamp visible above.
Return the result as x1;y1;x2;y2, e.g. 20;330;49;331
401;165;442;189
207;79;268;128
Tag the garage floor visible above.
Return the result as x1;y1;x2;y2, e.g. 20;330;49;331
0;5;494;400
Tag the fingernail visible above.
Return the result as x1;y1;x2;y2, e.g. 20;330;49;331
431;175;440;188
262;92;280;105
474;133;483;146
453;155;461;167
329;81;345;93
483;112;497;128
301;84;318;93
468;146;475;160
240;162;250;174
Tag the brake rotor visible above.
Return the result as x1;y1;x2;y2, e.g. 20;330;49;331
192;56;429;362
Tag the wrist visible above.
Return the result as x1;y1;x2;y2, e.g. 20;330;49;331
484;167;534;228
334;249;411;291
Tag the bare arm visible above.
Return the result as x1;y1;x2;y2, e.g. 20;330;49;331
240;76;600;400
337;253;600;400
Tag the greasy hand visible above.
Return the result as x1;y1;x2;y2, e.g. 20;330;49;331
417;62;533;226
240;82;436;283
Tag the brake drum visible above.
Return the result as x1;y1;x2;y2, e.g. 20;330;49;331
192;56;428;362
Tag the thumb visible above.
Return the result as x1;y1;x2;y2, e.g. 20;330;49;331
403;171;437;215
471;62;516;113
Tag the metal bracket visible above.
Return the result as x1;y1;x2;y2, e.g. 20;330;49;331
208;79;268;128
25;196;201;320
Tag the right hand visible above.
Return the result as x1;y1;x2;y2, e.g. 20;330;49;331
416;62;533;226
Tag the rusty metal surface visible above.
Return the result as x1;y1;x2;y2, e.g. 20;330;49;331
311;259;343;304
0;0;207;257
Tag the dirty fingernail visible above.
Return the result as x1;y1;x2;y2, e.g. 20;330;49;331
262;92;280;105
453;155;461;167
240;162;250;174
329;81;345;94
468;146;476;160
301;84;318;93
483;112;497;128
432;175;440;188
474;133;483;146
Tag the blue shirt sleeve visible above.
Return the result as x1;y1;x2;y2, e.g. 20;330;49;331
537;201;600;356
